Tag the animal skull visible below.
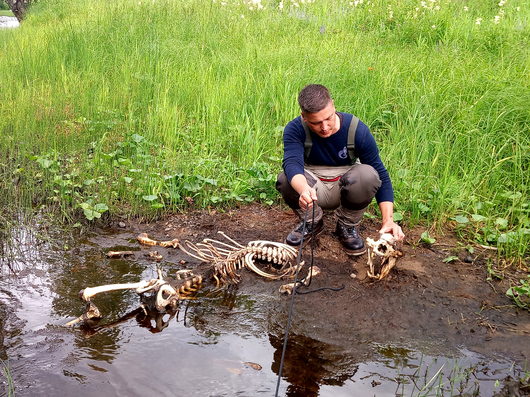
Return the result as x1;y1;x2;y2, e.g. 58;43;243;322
366;233;403;280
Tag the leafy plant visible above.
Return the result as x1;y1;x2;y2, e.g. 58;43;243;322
79;200;109;221
420;231;436;245
442;255;459;263
506;276;530;310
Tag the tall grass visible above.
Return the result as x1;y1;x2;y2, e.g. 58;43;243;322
0;0;528;260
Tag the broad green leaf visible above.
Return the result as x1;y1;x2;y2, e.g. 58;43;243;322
364;212;377;219
123;177;133;183
471;214;486;222
442;256;459;263
420;231;436;245
183;182;200;192
497;233;508;243
393;212;403;222
83;208;101;220
36;158;53;169
142;195;157;201
495;218;508;229
131;134;145;143
453;215;469;224
94;203;108;212
418;203;431;213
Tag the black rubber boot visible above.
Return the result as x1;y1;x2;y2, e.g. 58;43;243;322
285;218;324;246
335;222;366;255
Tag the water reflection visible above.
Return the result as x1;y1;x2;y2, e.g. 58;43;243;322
0;16;19;29
269;333;359;396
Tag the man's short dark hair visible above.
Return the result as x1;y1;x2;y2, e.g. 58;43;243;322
298;84;332;113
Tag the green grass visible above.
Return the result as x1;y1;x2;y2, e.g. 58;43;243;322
0;359;15;397
0;0;528;262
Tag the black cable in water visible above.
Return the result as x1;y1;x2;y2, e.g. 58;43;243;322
274;207;311;397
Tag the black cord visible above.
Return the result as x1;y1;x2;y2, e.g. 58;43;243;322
295;284;345;294
274;207;309;397
274;204;346;395
295;205;345;295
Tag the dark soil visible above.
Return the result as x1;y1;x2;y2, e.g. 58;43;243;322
106;203;529;367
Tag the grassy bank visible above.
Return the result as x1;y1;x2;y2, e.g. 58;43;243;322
0;0;528;262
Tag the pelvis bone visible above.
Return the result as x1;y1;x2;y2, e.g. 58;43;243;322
366;233;403;280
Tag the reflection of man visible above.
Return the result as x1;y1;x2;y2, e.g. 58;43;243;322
269;333;356;396
276;84;405;255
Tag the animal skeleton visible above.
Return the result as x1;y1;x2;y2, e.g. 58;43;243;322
67;232;303;326
177;231;302;287
366;233;403;280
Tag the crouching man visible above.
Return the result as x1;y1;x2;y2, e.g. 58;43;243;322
276;84;405;254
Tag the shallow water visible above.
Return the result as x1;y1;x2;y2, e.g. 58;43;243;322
0;16;19;29
0;223;526;396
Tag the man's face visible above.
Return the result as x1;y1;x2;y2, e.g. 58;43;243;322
301;101;339;138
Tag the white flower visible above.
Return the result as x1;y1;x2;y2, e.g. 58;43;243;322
434;5;440;10
475;17;482;25
431;24;436;29
498;0;506;6
516;6;520;11
420;1;427;8
493;15;501;23
463;6;469;11
279;1;284;9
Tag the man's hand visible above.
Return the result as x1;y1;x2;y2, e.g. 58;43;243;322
379;220;405;241
299;188;317;210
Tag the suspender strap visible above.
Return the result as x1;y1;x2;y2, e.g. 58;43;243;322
302;114;359;162
302;120;313;159
347;115;359;161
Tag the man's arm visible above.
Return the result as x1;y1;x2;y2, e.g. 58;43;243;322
378;201;405;240
290;174;317;210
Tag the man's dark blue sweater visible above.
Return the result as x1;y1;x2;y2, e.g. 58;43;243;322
282;112;394;203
